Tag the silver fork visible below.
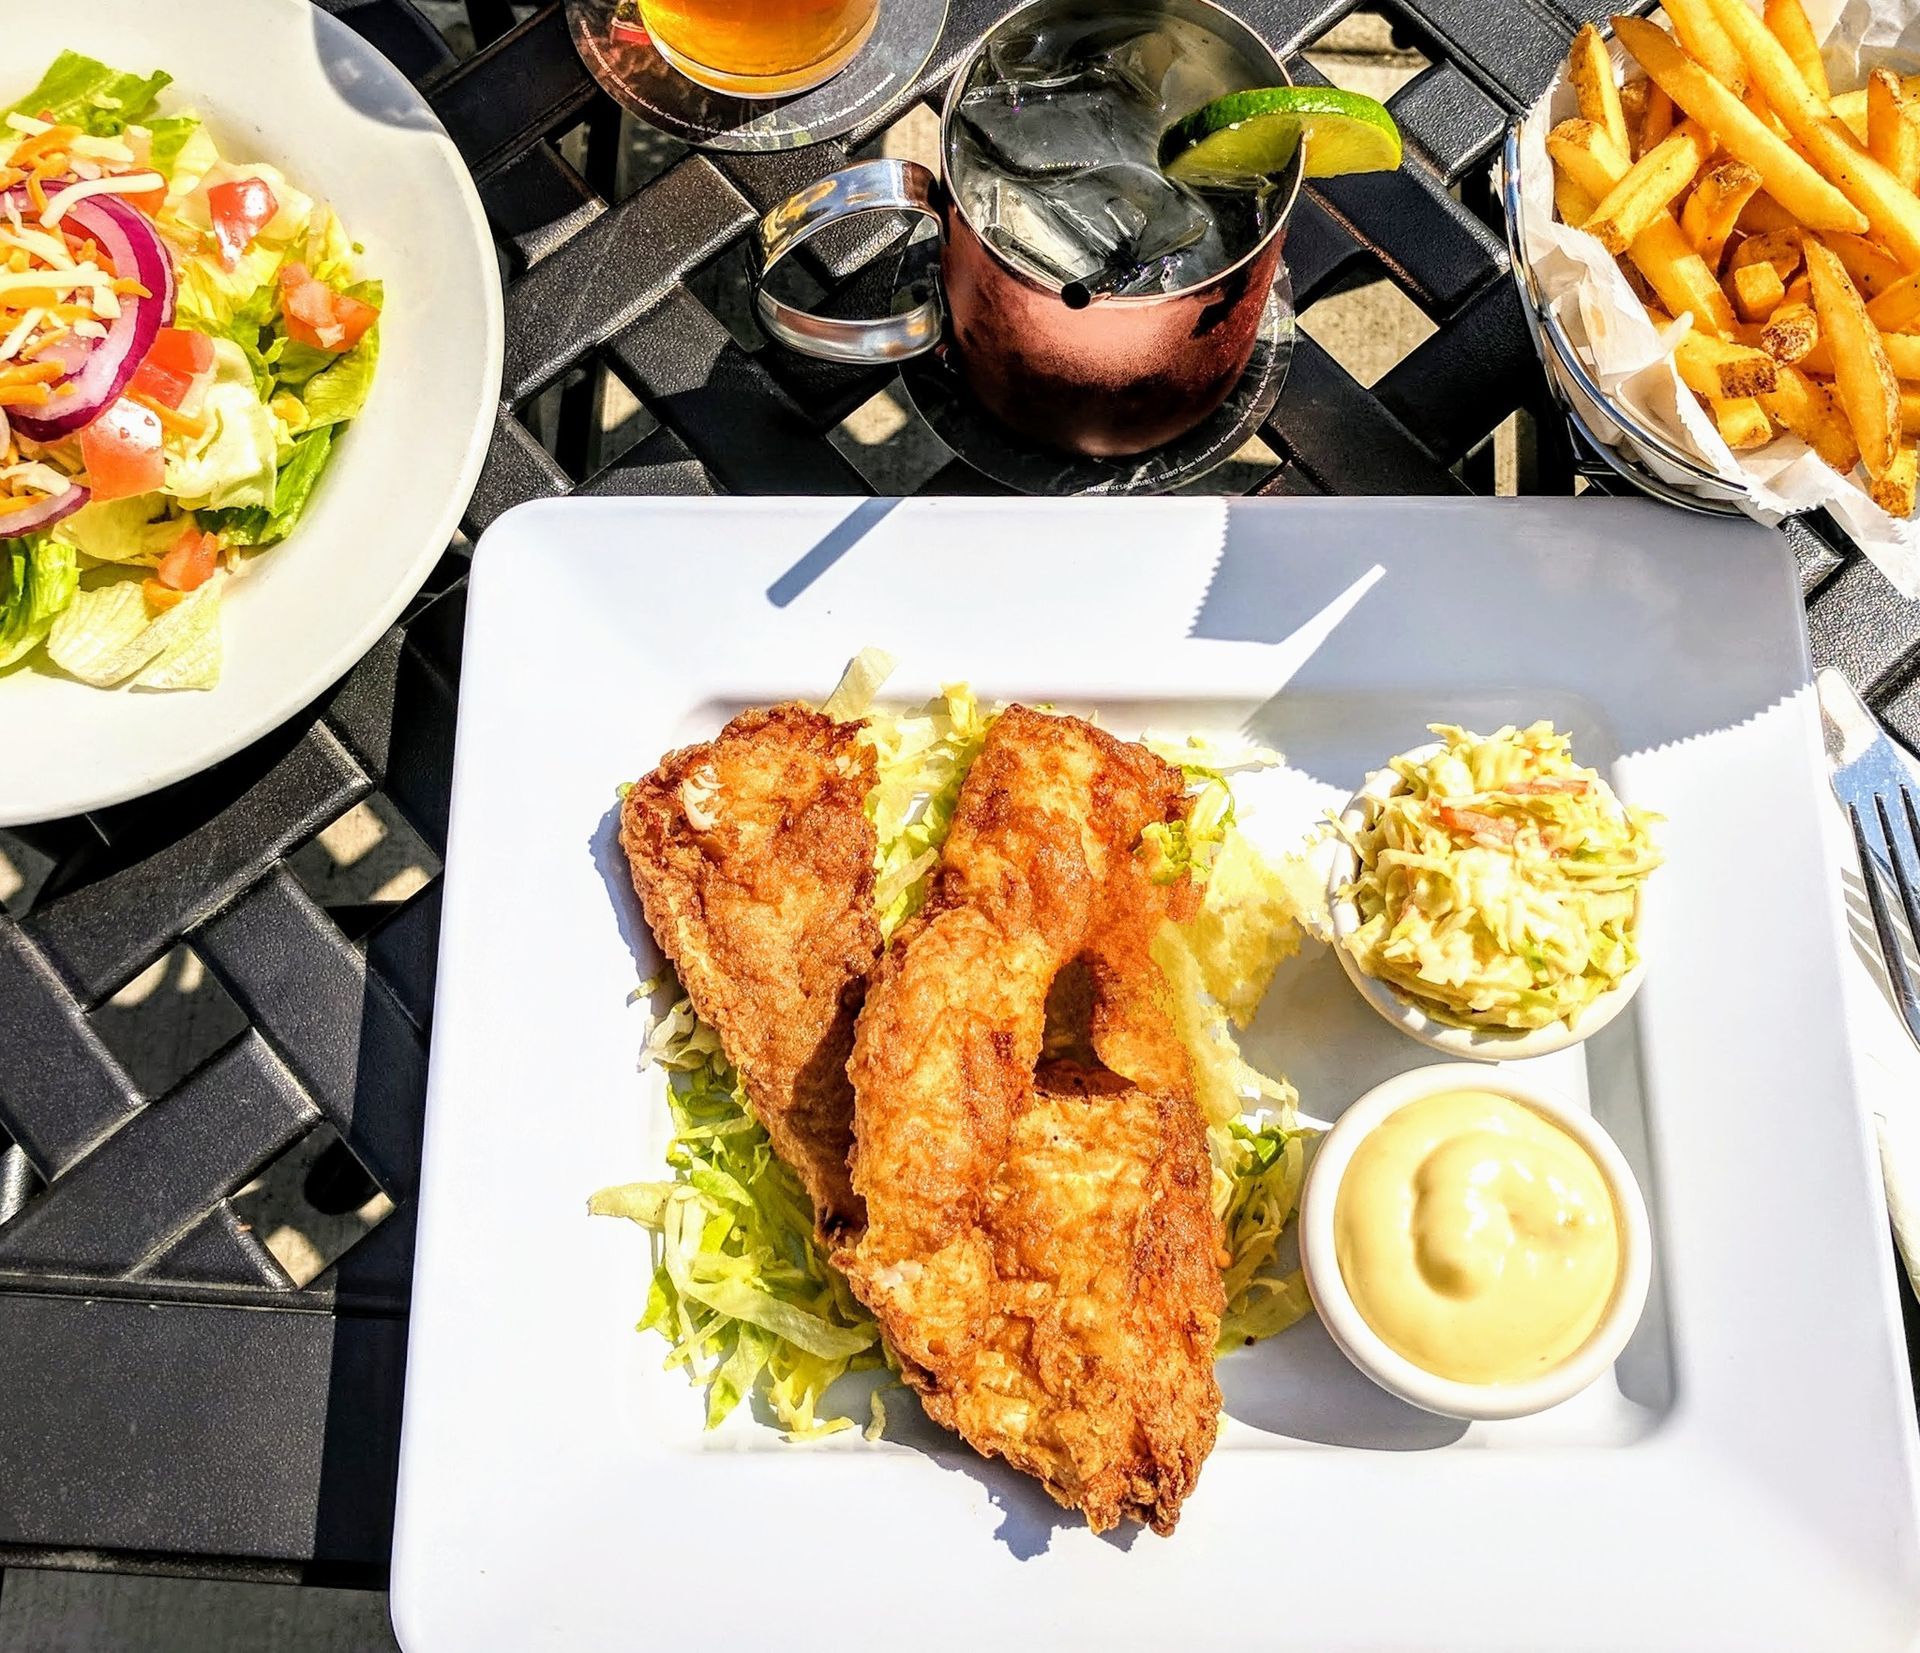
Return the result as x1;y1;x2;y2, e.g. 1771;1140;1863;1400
1821;669;1920;1050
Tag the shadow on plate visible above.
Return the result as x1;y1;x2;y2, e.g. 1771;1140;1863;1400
311;3;450;131
590;798;666;985
835;1371;1146;1559
1217;1315;1468;1450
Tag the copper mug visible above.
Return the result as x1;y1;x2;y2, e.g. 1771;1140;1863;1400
753;0;1304;457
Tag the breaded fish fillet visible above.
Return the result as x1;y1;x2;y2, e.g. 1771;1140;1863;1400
621;704;880;1237
839;706;1223;1533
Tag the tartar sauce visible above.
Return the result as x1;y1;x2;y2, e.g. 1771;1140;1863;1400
1333;1089;1620;1385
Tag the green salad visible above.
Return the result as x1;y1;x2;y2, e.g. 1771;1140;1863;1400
1338;722;1663;1031
592;662;1321;1437
0;52;381;690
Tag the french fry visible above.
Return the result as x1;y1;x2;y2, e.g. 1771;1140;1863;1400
1763;0;1830;101
1611;16;1865;234
1667;322;1782;396
1711;395;1775;448
1554;166;1600;228
1761;299;1819;362
1729;228;1803;282
1803;329;1920;379
1680;159;1763;269
1658;0;1748;95
1803;236;1900;475
1701;0;1920;268
1620;75;1651;156
1823;231;1904;297
1583;122;1713;254
1569;24;1634;161
1733;259;1788;320
1738;190;1801;235
1642;84;1676;153
1548;117;1738;333
1866;69;1920;190
1871;441;1918;514
1759;362;1861;471
1868;273;1920;332
1900;385;1920;435
1832;75;1920;142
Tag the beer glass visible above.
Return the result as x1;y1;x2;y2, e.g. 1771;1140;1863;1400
640;0;882;96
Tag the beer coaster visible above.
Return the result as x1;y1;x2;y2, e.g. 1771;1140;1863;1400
899;266;1296;497
565;0;948;152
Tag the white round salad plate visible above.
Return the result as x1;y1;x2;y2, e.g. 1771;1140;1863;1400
1;0;503;825
1326;745;1648;1062
1297;1062;1653;1421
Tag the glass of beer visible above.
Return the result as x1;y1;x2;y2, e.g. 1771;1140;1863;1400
635;0;882;97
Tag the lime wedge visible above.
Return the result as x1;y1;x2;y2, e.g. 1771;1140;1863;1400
1160;86;1403;182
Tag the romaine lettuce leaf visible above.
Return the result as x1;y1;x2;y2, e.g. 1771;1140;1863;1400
298;331;378;429
164;339;278;512
0;538;78;668
144;112;200;176
197;425;333;546
5;52;169;136
271;281;383;391
46;573;222;689
161;121;220;201
173;240;283;338
51;495;183;566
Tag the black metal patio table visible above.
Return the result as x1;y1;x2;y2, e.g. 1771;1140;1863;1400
2;0;1918;1594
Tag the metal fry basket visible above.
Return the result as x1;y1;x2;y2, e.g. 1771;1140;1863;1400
1501;124;1751;518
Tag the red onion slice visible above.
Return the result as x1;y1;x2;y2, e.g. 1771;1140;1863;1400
6;185;177;442
0;479;90;539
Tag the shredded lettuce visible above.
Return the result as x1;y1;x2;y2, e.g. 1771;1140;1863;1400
1214;1118;1312;1348
5;51;169;135
0;539;78;669
1339;723;1663;1030
590;998;882;1437
858;683;995;936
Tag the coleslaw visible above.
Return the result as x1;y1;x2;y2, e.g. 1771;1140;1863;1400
1338;722;1663;1030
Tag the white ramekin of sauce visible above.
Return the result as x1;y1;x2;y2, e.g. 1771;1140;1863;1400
1298;1063;1653;1420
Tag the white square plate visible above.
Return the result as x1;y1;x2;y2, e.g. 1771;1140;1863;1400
393;496;1920;1652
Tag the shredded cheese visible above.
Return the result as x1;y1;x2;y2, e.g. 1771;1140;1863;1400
3;114;51;138
0;307;44;363
40;172;166;230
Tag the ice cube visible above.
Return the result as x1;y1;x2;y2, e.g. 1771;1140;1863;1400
955;78;1157;177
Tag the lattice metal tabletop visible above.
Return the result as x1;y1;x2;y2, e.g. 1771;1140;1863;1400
2;0;1918;1587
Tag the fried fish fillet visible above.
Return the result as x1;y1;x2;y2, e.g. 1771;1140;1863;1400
839;705;1224;1533
621;704;880;1237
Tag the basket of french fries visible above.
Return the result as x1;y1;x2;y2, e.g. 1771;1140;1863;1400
1504;0;1920;593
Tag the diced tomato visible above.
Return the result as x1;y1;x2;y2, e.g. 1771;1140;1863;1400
206;176;278;270
79;398;165;502
154;529;220;593
129;355;194;409
278;261;380;353
145;327;215;377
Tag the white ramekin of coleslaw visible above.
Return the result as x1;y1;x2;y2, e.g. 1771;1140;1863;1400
1326;723;1663;1061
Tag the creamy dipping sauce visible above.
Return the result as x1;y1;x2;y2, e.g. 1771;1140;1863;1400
1333;1089;1620;1386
